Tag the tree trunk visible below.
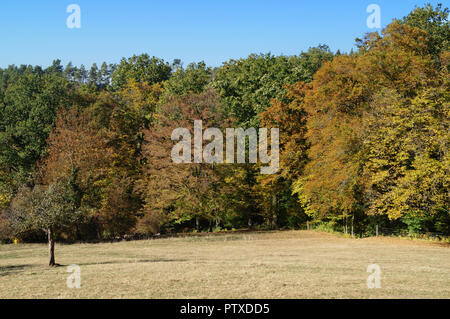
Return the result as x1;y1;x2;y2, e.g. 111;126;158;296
48;227;55;267
351;215;354;237
75;224;81;241
196;217;200;232
271;194;278;229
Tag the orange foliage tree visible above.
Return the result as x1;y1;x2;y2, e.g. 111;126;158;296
135;90;228;234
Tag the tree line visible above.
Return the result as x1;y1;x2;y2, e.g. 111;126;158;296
0;5;448;261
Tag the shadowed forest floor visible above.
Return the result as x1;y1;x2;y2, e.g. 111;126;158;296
0;230;449;298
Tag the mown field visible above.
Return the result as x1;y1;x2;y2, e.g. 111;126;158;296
0;230;449;299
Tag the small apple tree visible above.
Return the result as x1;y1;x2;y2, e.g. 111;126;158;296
6;178;83;266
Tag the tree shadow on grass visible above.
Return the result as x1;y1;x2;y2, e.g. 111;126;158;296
0;259;188;275
0;264;36;277
76;258;188;267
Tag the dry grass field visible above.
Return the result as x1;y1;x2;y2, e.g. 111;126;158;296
0;230;449;299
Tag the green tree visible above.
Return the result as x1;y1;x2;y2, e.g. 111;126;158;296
0;72;72;188
99;62;112;89
213;47;333;127
111;54;172;89
64;62;76;81
398;3;449;59
45;59;63;75
163;61;212;98
89;63;99;86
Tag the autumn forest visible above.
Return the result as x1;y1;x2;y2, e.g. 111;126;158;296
0;3;448;253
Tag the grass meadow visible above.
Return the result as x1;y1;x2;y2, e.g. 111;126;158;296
0;230;449;299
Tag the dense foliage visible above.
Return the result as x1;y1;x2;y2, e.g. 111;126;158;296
0;5;448;253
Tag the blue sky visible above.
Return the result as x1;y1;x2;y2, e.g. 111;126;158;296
0;0;447;68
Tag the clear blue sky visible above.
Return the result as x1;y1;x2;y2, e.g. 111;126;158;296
0;0;447;68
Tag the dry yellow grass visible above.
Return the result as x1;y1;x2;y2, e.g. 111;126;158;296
0;230;449;299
